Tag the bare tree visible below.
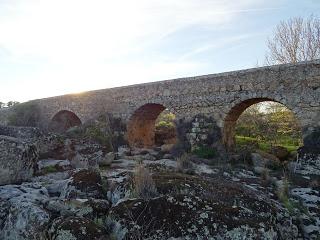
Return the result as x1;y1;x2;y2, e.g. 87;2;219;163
265;15;320;64
6;101;20;108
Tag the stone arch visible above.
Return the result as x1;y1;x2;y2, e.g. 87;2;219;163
49;110;82;133
222;98;302;151
127;103;175;148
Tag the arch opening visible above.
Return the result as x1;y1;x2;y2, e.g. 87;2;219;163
49;110;82;133
127;104;177;148
223;98;303;154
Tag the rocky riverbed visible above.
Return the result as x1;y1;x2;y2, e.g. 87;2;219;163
0;126;319;239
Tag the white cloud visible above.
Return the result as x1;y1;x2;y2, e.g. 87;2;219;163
0;0;261;58
0;0;266;102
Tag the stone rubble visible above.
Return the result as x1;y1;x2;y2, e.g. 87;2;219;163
0;126;319;239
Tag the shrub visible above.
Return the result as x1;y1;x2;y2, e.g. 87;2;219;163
133;164;158;199
8;102;40;127
155;118;176;145
192;146;216;159
64;114;115;152
176;153;193;173
103;217;127;240
84;125;113;152
156;120;175;129
65;125;84;138
260;167;271;186
277;177;295;213
86;126;109;144
155;112;175;125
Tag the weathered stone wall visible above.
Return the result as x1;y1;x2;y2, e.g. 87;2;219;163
1;60;320;150
179;115;222;151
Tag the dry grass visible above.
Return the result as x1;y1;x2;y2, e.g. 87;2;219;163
260;167;271;186
133;164;158;199
176;153;193;173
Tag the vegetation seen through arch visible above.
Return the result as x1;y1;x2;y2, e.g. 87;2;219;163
235;102;302;153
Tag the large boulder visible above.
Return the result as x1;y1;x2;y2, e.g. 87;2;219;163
270;146;290;161
71;140;105;169
117;146;131;159
48;138;109;169
302;128;320;154
98;152;115;166
293;153;320;176
60;169;105;199
0;135;38;185
251;151;281;169
45;198;111;219
160;143;175;153
109;172;299;239
48;216;109;240
110;194;298;239
0;183;50;240
251;152;266;167
38;136;107;169
36;134;67;160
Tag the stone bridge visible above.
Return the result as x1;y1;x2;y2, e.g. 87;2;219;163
1;60;320;151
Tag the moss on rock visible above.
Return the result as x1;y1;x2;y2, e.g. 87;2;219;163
108;172;298;239
48;216;109;240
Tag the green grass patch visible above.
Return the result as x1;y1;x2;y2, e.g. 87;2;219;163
235;136;258;145
258;142;270;152
192;146;216;159
42;165;58;174
281;145;299;153
235;135;300;153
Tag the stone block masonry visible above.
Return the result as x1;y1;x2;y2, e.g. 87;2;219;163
1;59;319;151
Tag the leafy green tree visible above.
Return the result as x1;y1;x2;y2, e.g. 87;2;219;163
155;109;176;145
236;103;264;139
156;110;175;126
8;102;40;127
236;102;302;151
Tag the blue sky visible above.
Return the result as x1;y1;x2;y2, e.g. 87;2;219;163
0;0;319;102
